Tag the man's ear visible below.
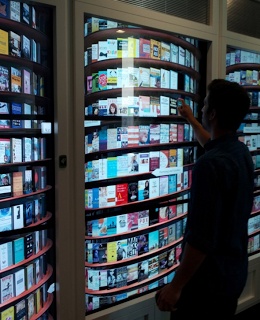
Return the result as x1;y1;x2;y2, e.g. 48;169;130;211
209;108;216;121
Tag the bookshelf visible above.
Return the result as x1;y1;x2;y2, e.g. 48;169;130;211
226;46;260;257
84;15;206;314
0;1;55;319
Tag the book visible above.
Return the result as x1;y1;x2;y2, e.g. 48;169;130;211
127;126;139;147
150;67;161;88
22;35;30;59
0;172;11;199
139;95;151;117
0;65;9;91
106;68;117;89
0;0;9;18
160;68;170;88
159;175;169;196
0;207;11;231
138;67;150;87
0;29;8;55
150;39;161;59
139;125;150;145
158;251;168;273
24;200;33;227
137;233;149;255
117;214;128;233
0;101;9;114
107;241;117;262
149;230;159;252
149;177;160;198
12;171;23;196
127;212;138;231
0;139;10;164
23;69;31;94
10;1;20;22
138;260;149;282
27;293;35;319
13;237;24;264
161;41;171;61
117;38;128;58
107;268;117;290
15;299;27;320
9;30;21;57
159;227;168;248
126;266;139;289
149;151;160;171
12;204;24;229
98;40;108;61
11;102;23;128
115;183;128;205
148;256;159;278
14;268;25;296
150;124;160;144
116;240;127;261
25;263;35;290
1;306;15;320
0;274;14;303
107;38;117;59
127;236;138;258
138;179;150;201
23;170;33;194
138;210;149;229
22;137;32;162
139;38;150;58
22;3;30;24
128;182;138;202
0;241;13;270
128;152;139;173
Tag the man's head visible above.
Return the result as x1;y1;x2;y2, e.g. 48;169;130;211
202;79;250;132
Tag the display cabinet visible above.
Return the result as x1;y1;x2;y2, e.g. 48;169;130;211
0;2;55;319
226;46;260;257
83;15;207;314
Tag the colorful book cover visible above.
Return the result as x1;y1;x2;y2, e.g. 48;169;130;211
127;212;138;231
161;41;170;61
137;233;149;255
128;152;139;173
128;182;138;202
13;237;24;264
0;274;14;303
116;240;127;261
107;242;117;262
0;65;9;91
117;154;128;176
15;299;27;320
149;177;160;199
138;179;150;201
1;305;15;320
149;230;159;252
149;151;160;171
0;207;12;232
0;241;13;270
11;67;21;93
98;70;107;90
12;171;23;196
116;265;127;288
159;175;169;196
168;174;177;193
22;35;30;59
150;39;161;59
159;227;168;248
117;214;128;233
149;124;160;144
158;251;168;273
127;126;139;147
139;95;151;117
139;125;150;145
106;68;117;89
150;67;161;88
107;216;117;235
127;263;138;285
138;260;149;282
127;236;138;258
0;138;11;163
138;210;149;229
138;67;150;87
0;101;9;114
139;38;150;58
0;29;8;54
116;183;128;205
148;256;159;278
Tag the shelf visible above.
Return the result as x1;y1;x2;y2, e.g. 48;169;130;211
0;91;50;106
0;53;50;76
0;264;53;308
31;293;54;320
226;63;260;74
85;187;190;212
85;262;179;295
85;212;186;241
85;236;183;268
85;87;200;105
0;158;52;168
84;28;201;59
0;238;53;274
0;185;52;204
0;17;49;45
85;58;200;80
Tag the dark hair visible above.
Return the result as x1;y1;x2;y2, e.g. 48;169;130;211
109;103;117;114
207;79;250;131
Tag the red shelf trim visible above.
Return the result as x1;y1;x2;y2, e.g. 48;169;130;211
31;293;54;320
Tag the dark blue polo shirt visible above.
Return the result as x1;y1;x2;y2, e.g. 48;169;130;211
182;133;254;297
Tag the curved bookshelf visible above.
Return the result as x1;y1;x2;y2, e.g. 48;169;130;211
226;63;260;74
85;187;190;212
0;17;49;44
84;28;201;59
0;53;50;76
85;87;200;105
0;91;50;106
85;236;183;268
0;185;52;204
85;58;200;80
0;158;52;167
31;293;54;320
0;264;53;309
85;212;187;241
0;238;53;274
85;262;179;295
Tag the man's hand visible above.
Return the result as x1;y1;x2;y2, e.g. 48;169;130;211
177;98;194;122
155;283;181;312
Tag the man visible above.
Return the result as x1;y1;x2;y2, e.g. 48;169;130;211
156;79;254;318
117;241;126;261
